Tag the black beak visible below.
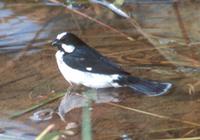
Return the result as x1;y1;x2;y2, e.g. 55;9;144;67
52;39;60;47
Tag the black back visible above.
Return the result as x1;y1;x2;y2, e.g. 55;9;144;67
61;33;129;75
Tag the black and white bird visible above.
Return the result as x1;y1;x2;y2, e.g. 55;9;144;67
52;32;172;96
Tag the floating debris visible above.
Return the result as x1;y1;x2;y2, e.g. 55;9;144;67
158;38;176;45
121;134;133;140
125;0;173;4
62;130;75;136
65;0;87;10
176;66;200;73
30;108;54;122
62;122;79;136
65;122;78;130
90;0;129;18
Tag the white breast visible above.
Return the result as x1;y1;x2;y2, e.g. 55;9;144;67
55;50;121;88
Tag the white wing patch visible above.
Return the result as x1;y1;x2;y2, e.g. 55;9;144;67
61;44;75;53
86;67;92;71
57;32;67;40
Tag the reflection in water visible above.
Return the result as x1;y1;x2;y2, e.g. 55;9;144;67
126;0;173;4
0;2;49;54
0;119;37;140
29;108;54;122
58;89;119;121
0;0;200;139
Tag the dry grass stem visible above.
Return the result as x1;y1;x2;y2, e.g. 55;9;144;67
107;102;200;127
49;0;135;41
36;124;55;140
127;16;200;68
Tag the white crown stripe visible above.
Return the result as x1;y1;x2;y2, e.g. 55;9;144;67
56;32;67;40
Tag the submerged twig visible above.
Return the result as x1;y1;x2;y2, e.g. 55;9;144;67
127;17;200;68
173;1;190;45
107;102;200;127
159;136;200;140
182;129;196;138
0;8;62;73
9;92;65;119
150;126;196;134
70;12;83;34
48;0;134;41
90;0;129;18
36;124;56;140
70;92;200;127
0;73;36;88
48;0;200;69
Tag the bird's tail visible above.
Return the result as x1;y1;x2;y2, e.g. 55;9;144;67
126;76;172;96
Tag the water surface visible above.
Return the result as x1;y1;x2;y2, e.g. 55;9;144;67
0;1;200;139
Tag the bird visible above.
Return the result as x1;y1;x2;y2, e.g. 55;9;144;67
52;32;172;96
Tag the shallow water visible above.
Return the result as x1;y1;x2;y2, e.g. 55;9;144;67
0;2;50;54
0;0;200;140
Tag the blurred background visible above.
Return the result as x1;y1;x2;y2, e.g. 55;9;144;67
0;0;200;139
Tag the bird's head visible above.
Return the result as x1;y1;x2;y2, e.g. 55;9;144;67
52;32;76;53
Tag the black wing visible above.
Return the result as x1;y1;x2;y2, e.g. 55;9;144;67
62;45;129;75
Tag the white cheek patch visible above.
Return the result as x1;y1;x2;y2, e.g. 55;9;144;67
56;32;67;40
61;44;75;53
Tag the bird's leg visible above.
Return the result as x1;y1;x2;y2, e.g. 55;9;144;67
57;85;82;122
65;84;74;95
57;85;74;122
